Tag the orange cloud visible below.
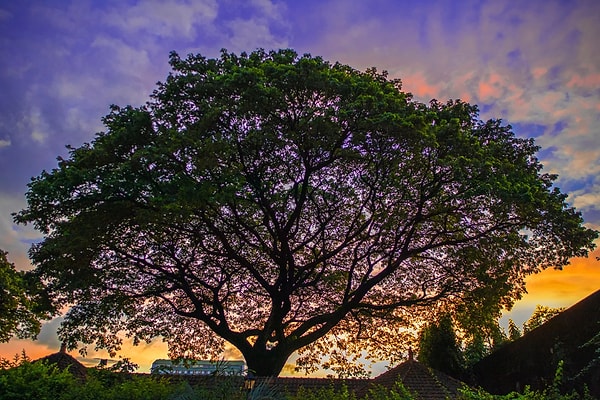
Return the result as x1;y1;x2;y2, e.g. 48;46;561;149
531;67;548;79
502;249;600;330
0;335;170;371
0;338;56;362
401;72;441;100
567;73;600;89
521;249;600;308
477;73;504;101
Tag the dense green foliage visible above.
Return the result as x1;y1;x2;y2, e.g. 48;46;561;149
418;314;464;377
0;354;192;400
15;48;597;376
0;352;188;400
574;330;600;384
0;352;77;400
362;381;415;400
0;250;52;342
417;311;506;375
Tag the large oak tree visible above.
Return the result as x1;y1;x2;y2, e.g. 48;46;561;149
15;49;596;376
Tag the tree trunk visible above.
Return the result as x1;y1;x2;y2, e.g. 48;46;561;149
243;346;292;377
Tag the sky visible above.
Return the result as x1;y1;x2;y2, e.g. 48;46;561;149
0;0;599;375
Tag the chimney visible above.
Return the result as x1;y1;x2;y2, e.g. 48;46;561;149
60;342;67;353
408;347;414;361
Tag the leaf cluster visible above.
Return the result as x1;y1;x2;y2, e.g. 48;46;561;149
522;305;565;334
0;250;54;342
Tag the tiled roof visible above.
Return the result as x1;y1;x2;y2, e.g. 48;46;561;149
169;360;466;399
256;376;370;396
36;349;88;382
360;359;464;400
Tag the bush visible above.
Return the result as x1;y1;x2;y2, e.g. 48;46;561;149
291;384;357;400
0;352;184;400
363;381;415;400
0;352;77;400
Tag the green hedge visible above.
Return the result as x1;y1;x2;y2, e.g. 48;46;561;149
0;354;593;400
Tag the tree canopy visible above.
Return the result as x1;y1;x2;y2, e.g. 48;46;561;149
15;49;597;376
0;250;51;342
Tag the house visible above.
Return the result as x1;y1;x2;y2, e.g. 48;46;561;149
35;342;88;382
151;358;245;375
359;351;465;399
472;289;600;397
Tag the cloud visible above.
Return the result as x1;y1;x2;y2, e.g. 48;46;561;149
525;250;600;299
573;194;600;213
567;73;600;93
102;0;218;39
90;36;153;82
0;8;11;21
34;317;64;349
0;138;10;148
0;193;39;271
571;188;600;212
211;0;289;53
26;110;49;144
502;247;600;328
250;0;285;20
225;18;289;52
401;72;443;100
386;2;600;190
74;336;169;370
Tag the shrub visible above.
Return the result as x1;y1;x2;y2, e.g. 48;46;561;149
0;352;78;400
291;384;357;400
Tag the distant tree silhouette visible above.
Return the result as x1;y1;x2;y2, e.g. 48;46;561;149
508;319;522;341
418;314;464;377
523;305;565;334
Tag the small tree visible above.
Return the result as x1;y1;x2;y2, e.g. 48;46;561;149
418;314;464;377
508;319;522;341
463;333;487;369
109;357;139;373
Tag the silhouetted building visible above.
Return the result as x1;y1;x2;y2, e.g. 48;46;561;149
472;289;600;397
151;359;245;375
357;351;464;399
36;342;88;382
